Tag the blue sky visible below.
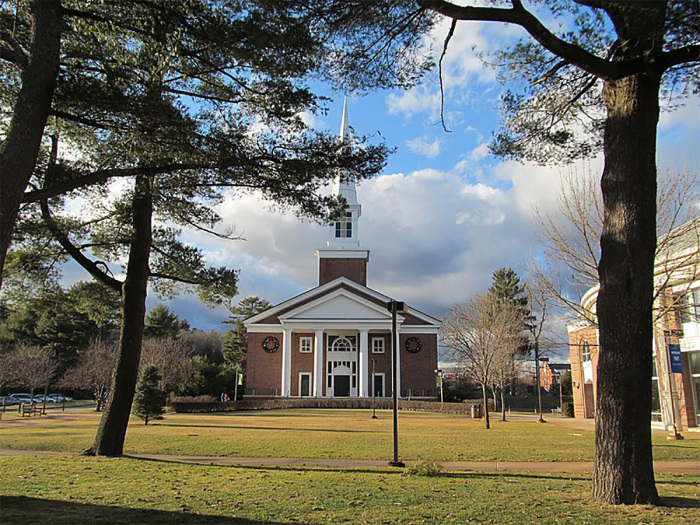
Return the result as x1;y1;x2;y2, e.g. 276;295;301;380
63;17;700;360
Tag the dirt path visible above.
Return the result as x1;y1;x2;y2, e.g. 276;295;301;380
1;449;698;474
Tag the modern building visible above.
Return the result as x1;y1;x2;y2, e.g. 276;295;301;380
244;102;440;399
568;217;700;431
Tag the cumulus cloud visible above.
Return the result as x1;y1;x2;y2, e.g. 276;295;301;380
406;135;441;158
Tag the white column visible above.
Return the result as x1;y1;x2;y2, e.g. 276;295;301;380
281;329;292;397
314;330;324;397
395;327;402;399
359;330;369;397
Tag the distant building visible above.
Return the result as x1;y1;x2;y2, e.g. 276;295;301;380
244;101;440;399
568;218;700;431
538;358;570;392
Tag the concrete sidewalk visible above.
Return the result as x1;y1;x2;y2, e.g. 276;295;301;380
1;449;698;474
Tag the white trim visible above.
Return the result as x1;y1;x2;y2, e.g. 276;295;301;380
244;276;440;329
299;336;313;353
316;249;369;259
299;372;312;397
280;287;396;322
359;330;369;398
371;337;385;354
246;325;282;333
372;372;386;397
281;329;292;397
314;330;324;397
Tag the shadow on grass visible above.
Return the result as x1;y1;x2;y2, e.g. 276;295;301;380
0;496;277;524
661;496;700;508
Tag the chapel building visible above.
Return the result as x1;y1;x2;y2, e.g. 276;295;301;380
244;102;440;399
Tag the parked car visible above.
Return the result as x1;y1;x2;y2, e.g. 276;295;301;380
48;394;73;402
10;393;34;403
0;396;20;406
33;395;54;403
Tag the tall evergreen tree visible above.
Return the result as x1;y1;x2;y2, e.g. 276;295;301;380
144;304;190;339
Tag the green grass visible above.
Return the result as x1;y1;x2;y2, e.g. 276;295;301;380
1;455;699;524
1;408;699;462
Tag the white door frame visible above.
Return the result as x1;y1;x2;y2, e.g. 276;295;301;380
299;372;312;397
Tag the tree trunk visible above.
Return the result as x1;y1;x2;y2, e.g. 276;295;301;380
592;70;661;505
500;388;506;421
492;386;498;412
0;0;62;291
86;176;152;456
535;343;544;423
481;383;490;429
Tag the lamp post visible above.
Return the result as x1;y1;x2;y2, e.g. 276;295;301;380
387;299;405;468
434;369;444;405
371;358;377;419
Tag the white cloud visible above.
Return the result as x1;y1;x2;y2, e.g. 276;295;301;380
471;142;490;161
406;135;442;158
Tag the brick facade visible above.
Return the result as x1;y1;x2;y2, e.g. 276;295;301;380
319;257;367;286
568;325;599;419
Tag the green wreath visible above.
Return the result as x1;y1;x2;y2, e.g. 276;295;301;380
262;336;279;353
405;337;422;353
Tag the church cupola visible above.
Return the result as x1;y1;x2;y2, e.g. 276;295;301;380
316;98;370;286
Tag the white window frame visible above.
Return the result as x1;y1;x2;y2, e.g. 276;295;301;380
299;372;312;397
372;372;385;397
371;337;385;354
581;340;591;363
299;336;313;353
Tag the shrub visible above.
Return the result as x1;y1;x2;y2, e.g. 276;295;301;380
562;402;575;418
405;461;443;477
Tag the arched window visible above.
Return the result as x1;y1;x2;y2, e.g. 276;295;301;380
581;340;591;363
331;337;353;352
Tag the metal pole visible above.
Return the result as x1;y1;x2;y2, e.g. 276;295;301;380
389;300;404;467
440;374;444;405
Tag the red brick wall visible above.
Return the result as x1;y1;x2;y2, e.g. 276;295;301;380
680;353;697;428
290;332;315;396
569;325;598;419
246;332;282;395
369;333;392;396
319;257;367;286
400;333;438;397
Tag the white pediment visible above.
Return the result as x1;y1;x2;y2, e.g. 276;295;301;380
280;289;392;321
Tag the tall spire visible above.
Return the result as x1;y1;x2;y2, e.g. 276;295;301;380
316;97;370;286
332;97;358;205
339;96;350;142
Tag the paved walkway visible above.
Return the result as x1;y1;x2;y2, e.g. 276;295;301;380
1;449;698;474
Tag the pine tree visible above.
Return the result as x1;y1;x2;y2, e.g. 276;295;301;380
133;365;166;425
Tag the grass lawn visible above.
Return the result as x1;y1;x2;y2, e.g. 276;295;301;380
1;408;698;462
1;455;699;524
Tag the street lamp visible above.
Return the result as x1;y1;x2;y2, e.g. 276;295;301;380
387;299;405;468
371;358;377;419
434;369;444;405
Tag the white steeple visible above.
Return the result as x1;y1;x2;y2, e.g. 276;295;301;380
331;97;358;206
326;97;362;249
315;98;370;286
